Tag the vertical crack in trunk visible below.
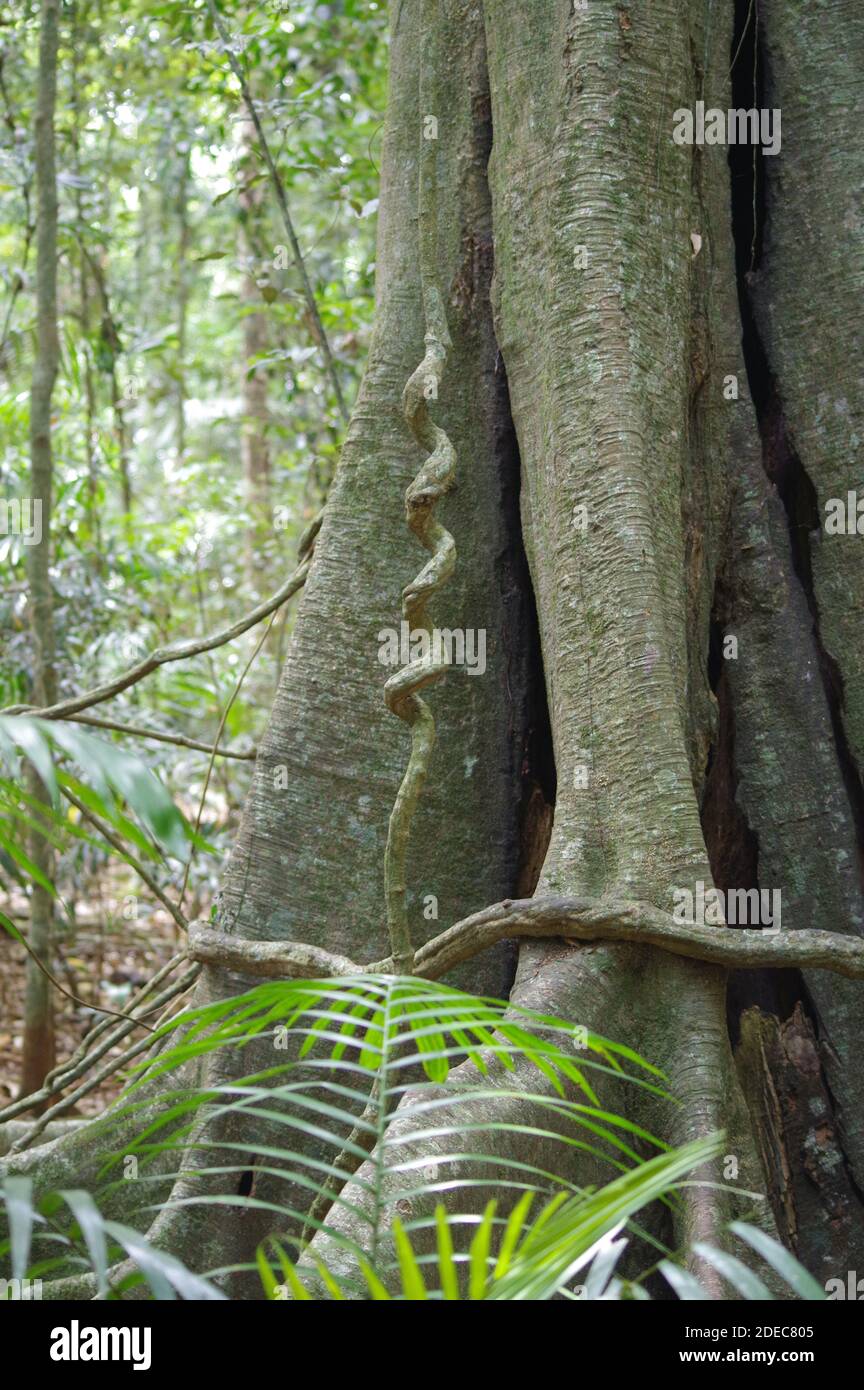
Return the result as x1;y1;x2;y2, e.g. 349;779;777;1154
700;592;801;1041
492;355;556;900
471;85;556;907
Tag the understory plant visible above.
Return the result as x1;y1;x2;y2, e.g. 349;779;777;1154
2;977;822;1301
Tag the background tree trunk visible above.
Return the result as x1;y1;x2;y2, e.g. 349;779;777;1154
238;116;271;587
174;146;190;462
20;0;60;1103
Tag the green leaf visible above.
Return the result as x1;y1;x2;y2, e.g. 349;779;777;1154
434;1205;459;1301
3;1177;35;1283
494;1191;534;1279
102;1220;226;1300
729;1222;826;1301
279;1259;313;1301
359;1257;391;1300
392;1218;427;1301
0;825;57;896
312;1257;346;1301
0;908;26;947
48;723;190;858
58;772;160;861
692;1242;774;1301
582;1230;628;1300
468;1200;497;1300
59;1191;109;1298
489;1134;726;1301
658;1260;713;1300
0;718;58;807
256;1242;281;1299
0;719;191;859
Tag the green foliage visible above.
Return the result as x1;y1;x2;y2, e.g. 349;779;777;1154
0;715;201;916
103;976;820;1301
0;715;193;855
1;0;389;909
0;978;825;1300
272;1179;820;1303
0;1176;224;1300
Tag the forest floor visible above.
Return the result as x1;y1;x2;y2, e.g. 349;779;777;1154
0;899;190;1116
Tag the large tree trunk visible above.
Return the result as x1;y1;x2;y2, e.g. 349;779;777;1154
296;0;768;1292
5;0;863;1296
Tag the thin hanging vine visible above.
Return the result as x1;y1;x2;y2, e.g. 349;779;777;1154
383;19;456;976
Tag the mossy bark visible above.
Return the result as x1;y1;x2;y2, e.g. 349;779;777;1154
754;1;864;774
298;0;864;1294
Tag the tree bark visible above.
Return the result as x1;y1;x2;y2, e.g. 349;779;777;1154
174;146;190;461
296;0;769;1295
20;0;60;1102
237;117;271;587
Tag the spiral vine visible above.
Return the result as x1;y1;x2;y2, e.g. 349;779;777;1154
383;29;456;977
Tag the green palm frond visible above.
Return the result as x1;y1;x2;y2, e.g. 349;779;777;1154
130;974;667;1094
1;977;826;1301
110;976;703;1296
263;1169;824;1302
114;976;671;1243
